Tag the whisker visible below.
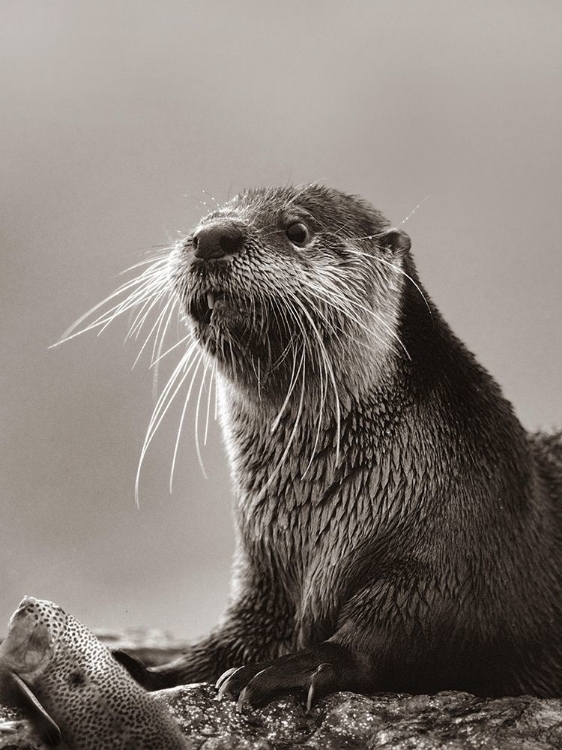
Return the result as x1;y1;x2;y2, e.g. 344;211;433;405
286;291;341;469
205;359;217;446
398;195;430;227
194;354;212;479
151;298;182;399
169;349;207;493
117;251;170;276
298;283;389;358
372;255;432;319
214;363;219;421
304;275;410;360
341;246;432;319
258;345;307;501
284;180;325;208
53;257;172;347
270;334;304;434
126;288;169;343
202;190;220;208
135;340;200;504
131;297;175;371
284;293;328;473
149;331;193;370
169;354;200;494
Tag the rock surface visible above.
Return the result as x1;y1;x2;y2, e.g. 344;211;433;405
2;633;562;748
3;683;562;749
161;685;562;749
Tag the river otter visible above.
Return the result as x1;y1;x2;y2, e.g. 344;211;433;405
115;184;562;707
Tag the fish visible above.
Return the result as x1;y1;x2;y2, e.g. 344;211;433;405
0;597;188;749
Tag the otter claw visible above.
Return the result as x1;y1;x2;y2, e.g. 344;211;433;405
216;666;239;690
306;682;316;713
236;686;250;712
306;663;336;712
217;666;243;699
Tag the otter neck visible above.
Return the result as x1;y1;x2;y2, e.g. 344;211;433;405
217;363;409;509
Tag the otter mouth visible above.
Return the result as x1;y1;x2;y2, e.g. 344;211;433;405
189;289;226;326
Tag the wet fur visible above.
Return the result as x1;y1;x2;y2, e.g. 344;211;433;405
106;185;562;700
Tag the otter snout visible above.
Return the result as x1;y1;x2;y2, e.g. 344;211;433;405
192;220;246;261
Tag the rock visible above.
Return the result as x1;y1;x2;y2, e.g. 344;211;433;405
2;632;562;748
3;683;562;749
158;685;562;749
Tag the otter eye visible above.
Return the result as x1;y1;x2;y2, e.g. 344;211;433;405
285;222;310;246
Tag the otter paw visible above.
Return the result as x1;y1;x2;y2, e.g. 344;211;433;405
216;654;339;710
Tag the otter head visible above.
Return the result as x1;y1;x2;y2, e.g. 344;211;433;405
169;185;411;411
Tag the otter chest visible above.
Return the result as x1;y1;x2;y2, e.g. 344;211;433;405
237;465;370;591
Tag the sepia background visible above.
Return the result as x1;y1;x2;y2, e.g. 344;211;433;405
1;0;561;639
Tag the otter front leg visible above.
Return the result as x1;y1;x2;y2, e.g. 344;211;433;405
115;564;295;690
215;577;441;707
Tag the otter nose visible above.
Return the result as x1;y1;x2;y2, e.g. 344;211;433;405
192;221;246;260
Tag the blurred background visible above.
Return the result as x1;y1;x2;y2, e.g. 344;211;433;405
1;0;561;639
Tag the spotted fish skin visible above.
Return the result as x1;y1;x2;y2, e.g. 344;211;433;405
1;598;188;750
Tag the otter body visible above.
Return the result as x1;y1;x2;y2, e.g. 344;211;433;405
117;186;562;704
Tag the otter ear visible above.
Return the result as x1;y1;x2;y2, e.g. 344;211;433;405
378;228;411;257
